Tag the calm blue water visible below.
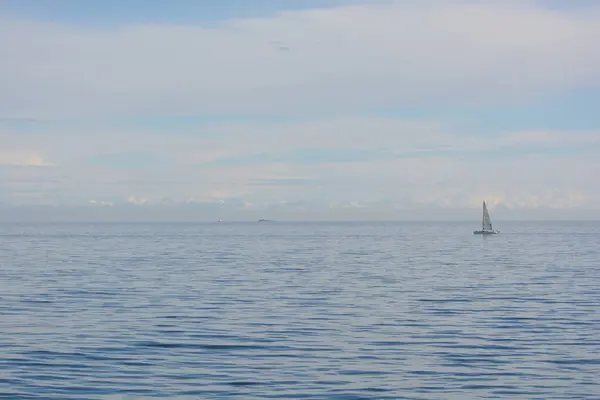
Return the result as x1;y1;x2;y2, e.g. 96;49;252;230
0;221;599;399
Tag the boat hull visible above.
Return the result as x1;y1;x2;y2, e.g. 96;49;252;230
473;230;499;235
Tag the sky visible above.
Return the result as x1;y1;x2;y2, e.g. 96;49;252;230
1;0;600;221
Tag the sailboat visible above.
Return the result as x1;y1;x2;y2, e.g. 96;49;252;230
473;201;499;235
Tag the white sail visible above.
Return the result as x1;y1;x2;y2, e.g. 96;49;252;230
482;201;493;231
474;200;498;234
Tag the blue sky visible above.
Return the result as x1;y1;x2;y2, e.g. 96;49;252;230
1;0;600;220
1;0;597;23
0;0;371;27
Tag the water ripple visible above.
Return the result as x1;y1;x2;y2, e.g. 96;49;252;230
0;221;599;399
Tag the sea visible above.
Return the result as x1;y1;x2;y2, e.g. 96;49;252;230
0;221;599;399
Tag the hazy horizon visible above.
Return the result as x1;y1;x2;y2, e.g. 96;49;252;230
2;203;600;223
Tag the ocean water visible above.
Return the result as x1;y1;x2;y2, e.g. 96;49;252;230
0;221;599;399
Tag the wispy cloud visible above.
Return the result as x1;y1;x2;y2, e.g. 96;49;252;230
0;151;54;167
1;114;599;211
1;1;600;118
0;0;599;219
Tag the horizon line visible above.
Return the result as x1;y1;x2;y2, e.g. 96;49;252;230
1;219;599;224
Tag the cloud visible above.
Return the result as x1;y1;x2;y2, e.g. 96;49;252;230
2;115;598;212
0;151;54;167
1;1;600;219
88;199;114;207
126;195;149;205
1;0;600;118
